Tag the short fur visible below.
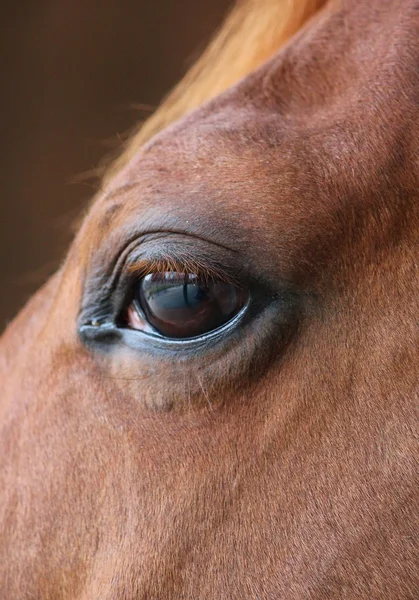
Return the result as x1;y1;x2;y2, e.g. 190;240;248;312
0;0;418;598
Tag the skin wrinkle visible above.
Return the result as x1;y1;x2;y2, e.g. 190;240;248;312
0;0;418;598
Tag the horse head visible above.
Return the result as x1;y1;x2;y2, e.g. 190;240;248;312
1;0;417;597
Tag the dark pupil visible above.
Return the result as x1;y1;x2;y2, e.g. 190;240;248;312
137;272;247;338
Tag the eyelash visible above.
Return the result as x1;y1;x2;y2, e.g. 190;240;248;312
124;256;240;287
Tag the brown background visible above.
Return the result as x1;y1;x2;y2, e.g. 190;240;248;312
1;0;230;331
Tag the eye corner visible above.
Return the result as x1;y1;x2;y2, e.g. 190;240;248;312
78;320;122;348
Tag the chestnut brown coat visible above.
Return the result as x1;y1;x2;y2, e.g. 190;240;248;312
0;0;418;598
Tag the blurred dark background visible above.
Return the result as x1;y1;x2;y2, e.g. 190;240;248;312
1;0;230;331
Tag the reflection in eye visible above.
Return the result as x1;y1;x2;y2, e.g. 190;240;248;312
126;272;248;339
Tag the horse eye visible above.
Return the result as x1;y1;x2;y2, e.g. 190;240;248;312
126;272;248;339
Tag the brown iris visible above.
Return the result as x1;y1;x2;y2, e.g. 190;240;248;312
127;272;248;339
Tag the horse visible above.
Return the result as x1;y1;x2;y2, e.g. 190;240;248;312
0;0;417;597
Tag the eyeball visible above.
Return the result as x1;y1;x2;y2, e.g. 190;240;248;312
126;272;248;339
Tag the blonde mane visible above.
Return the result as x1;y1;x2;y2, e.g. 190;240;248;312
105;0;327;183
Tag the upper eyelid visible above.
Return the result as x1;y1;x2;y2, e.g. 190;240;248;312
99;227;240;274
121;237;247;287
